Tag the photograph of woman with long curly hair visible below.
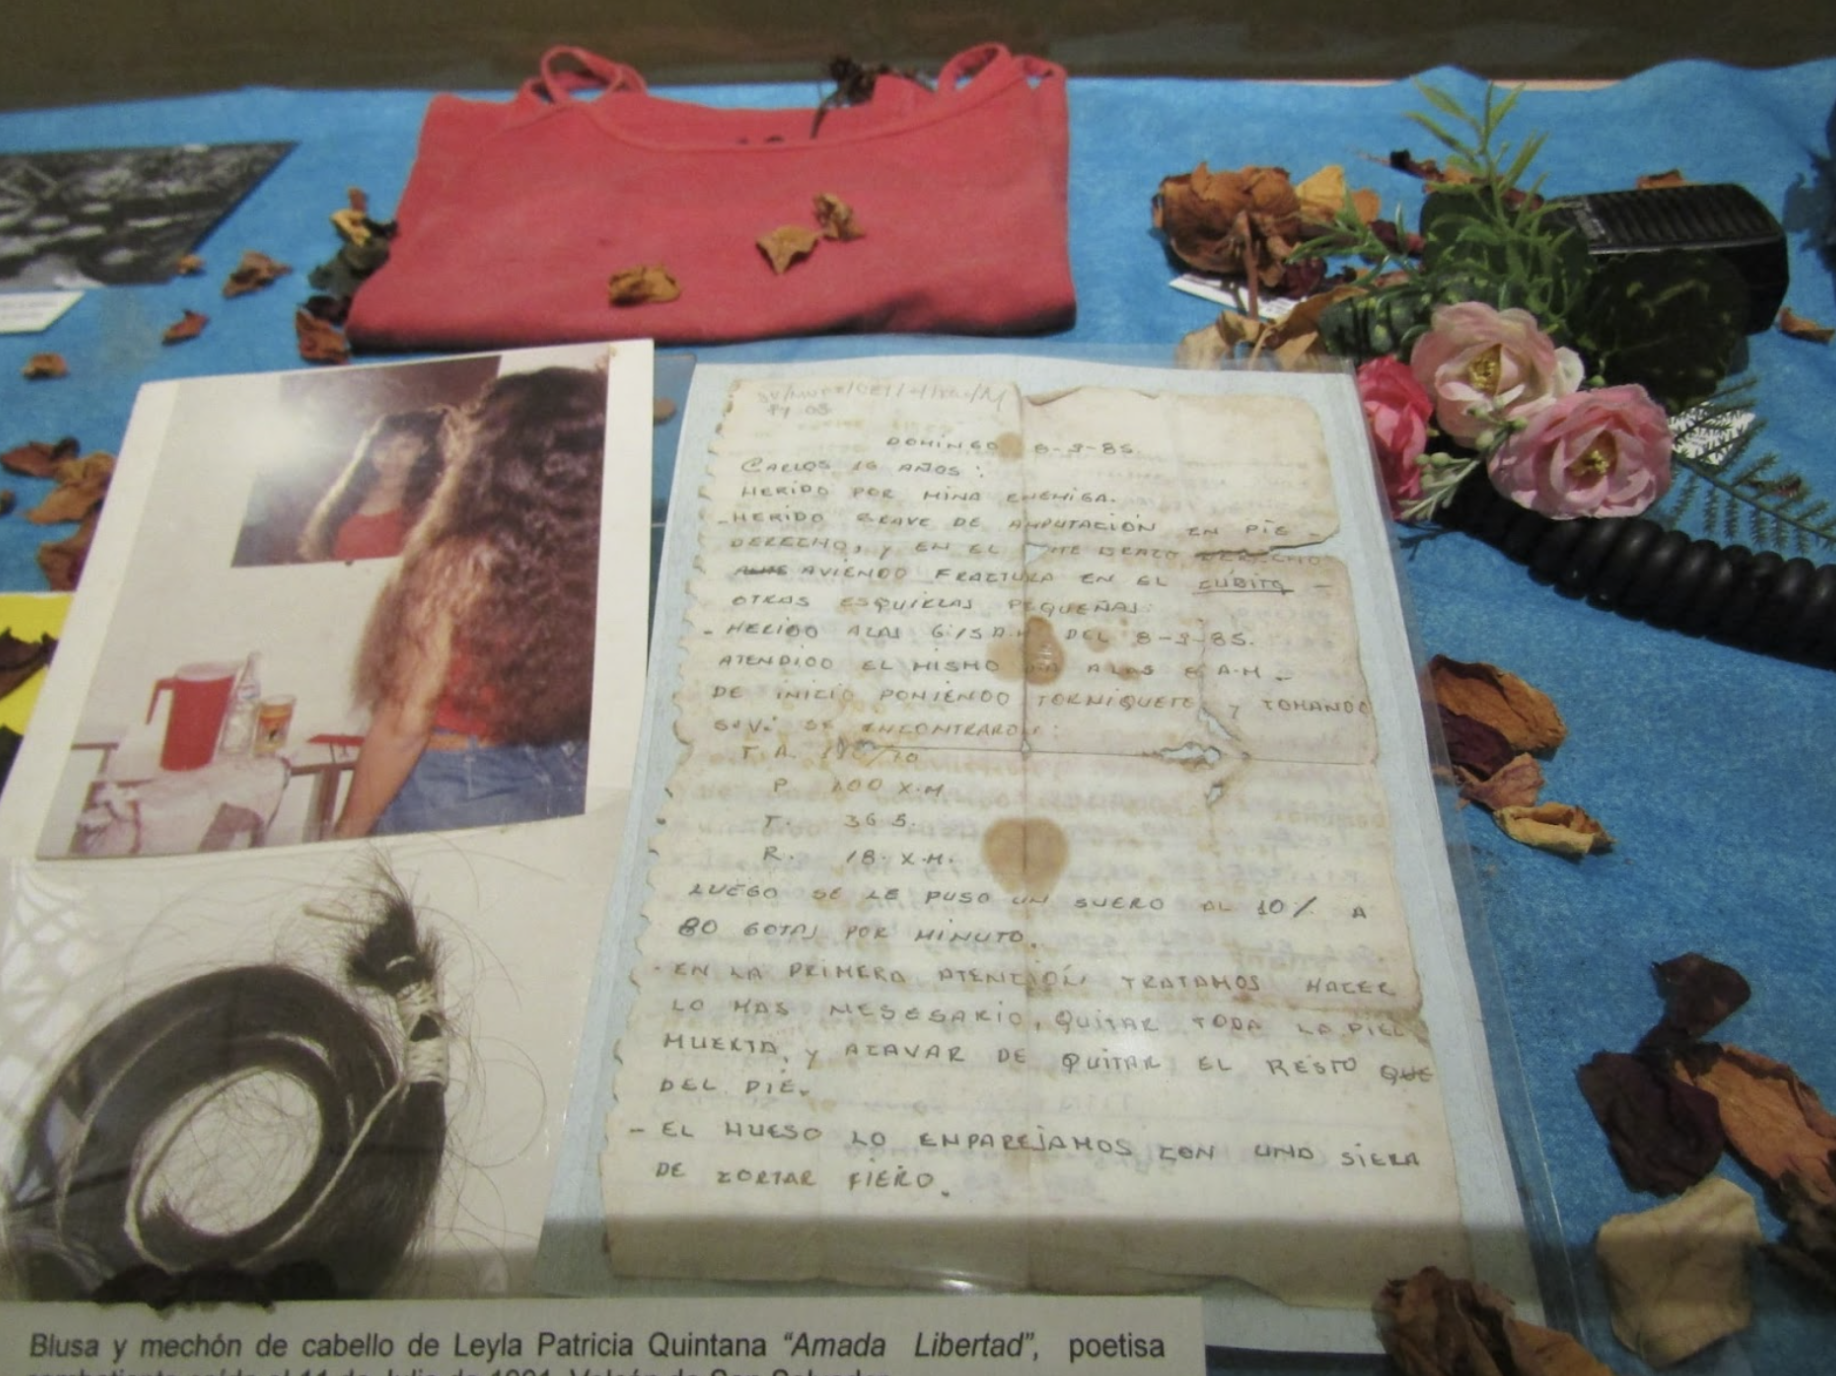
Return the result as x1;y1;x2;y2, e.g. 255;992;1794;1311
331;366;607;838
297;406;449;562
27;342;647;859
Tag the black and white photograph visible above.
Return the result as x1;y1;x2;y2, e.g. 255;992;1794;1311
0;141;292;289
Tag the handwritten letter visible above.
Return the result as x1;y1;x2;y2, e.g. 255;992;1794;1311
599;376;1470;1304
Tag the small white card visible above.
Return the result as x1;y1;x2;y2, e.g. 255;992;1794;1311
0;290;82;333
1169;272;1300;321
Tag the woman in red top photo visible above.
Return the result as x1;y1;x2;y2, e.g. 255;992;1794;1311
331;366;603;838
298;406;449;562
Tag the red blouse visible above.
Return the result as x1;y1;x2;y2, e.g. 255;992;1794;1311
332;508;410;561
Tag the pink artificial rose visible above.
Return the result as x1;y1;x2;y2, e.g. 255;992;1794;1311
1355;355;1432;515
1409;302;1583;446
1488;384;1674;519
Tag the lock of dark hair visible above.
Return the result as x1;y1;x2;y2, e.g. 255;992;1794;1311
4;882;447;1301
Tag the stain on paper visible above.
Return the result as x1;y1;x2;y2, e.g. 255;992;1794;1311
982;817;1069;900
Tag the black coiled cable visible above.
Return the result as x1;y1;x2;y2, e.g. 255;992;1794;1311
4;886;447;1301
1438;474;1836;669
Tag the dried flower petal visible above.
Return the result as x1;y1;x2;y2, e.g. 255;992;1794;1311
1294;164;1380;227
0;630;53;671
0;630;56;699
293;309;350;365
1389;150;1475;185
174;253;205;275
56;453;114;488
814;193;864;241
329;187;379;244
26;452;113;526
1176;289;1353;372
1428;655;1568;754
1638;953;1751;1054
1175;320;1235;369
1377;1266;1613;1375
607;264;682;306
162;309;208;344
1578;1051;1726;1195
1438;704;1517;779
22;353;67;380
1494;801;1613;856
1596;1175;1762;1368
758;226;820;275
1674;1044;1836;1207
37;510;99;590
222;249;292;298
1;438;78;478
1773;1177;1836;1296
1778;307;1834;343
1636;169;1692;189
1455;752;1545;811
331;208;371;245
1152;163;1303;285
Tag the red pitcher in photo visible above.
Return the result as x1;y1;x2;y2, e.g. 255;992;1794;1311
146;662;236;771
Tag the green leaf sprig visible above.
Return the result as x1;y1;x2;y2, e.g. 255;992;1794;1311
1295;80;1593;357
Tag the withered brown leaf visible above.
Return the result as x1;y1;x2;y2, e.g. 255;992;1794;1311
607;264;682;306
814;193;864;241
1494;802;1613;857
758;226;820;275
174;253;205;275
1635;169;1692;189
1428;655;1568;754
294;309;350;366
222;249;293;298
21;353;67;380
162;309;209;344
1778;306;1835;343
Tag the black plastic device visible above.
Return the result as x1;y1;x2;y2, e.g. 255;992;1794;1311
1545;182;1788;334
